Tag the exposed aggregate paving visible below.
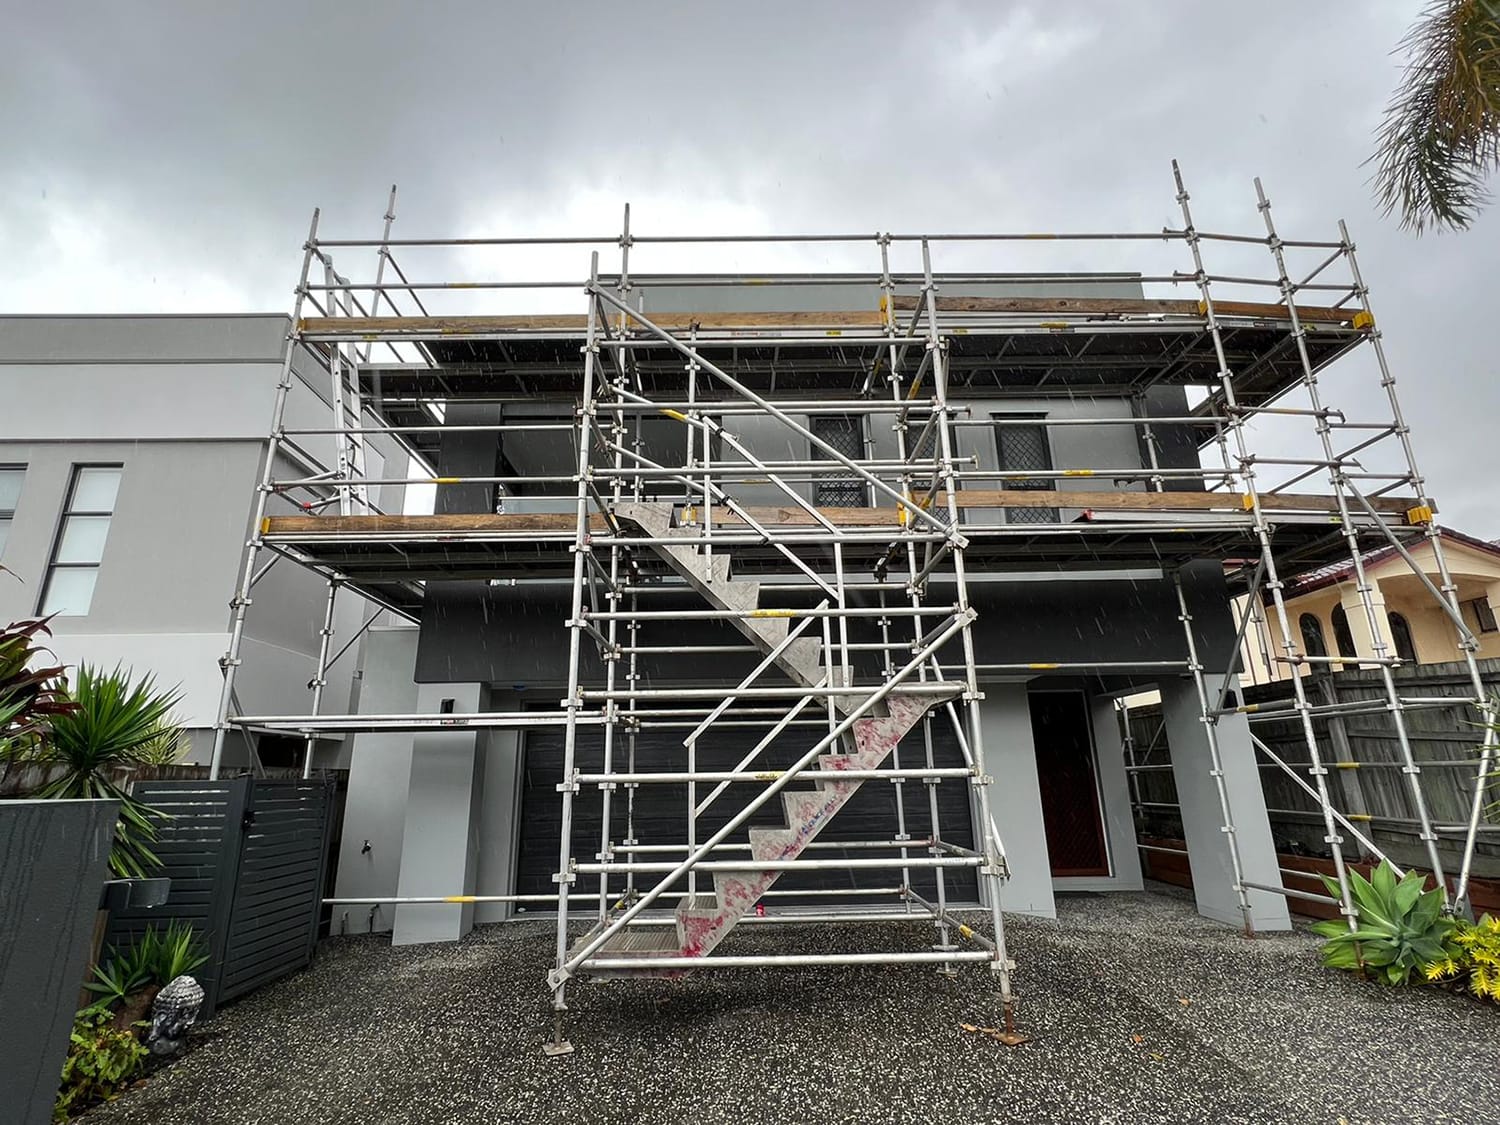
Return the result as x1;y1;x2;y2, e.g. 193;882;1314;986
87;887;1500;1124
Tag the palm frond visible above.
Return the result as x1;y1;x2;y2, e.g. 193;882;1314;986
1372;0;1500;233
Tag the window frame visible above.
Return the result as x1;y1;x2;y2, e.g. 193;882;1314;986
1298;613;1328;660
1330;604;1358;661
1387;611;1418;664
1465;597;1498;634
0;463;25;560
992;413;1057;525
810;412;868;508
38;463;124;618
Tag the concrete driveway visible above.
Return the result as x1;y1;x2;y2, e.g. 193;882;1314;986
87;887;1500;1124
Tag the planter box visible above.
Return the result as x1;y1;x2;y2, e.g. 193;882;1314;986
1140;835;1500;920
0;798;118;1125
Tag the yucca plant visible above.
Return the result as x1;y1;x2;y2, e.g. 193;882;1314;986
1311;861;1457;985
33;665;183;879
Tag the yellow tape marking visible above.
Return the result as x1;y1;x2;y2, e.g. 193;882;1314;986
751;609;797;618
432;477;460;484
1028;663;1060;670
442;895;477;903
1063;469;1094;477
661;409;689;423
754;771;784;781
1335;762;1361;770
825;329;843;337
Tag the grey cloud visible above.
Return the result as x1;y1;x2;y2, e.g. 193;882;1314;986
3;0;1494;531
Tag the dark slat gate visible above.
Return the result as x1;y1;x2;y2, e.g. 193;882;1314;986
103;778;334;1017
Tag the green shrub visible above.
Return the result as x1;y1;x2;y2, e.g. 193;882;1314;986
87;920;210;1009
1311;861;1456;985
84;956;150;1010
142;919;209;984
54;1008;146;1120
1427;913;1500;1001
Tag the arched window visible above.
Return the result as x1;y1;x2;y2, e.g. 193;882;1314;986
1299;613;1327;659
1388;612;1417;664
1331;604;1357;661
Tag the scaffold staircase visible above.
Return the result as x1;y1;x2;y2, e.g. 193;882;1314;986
572;501;954;973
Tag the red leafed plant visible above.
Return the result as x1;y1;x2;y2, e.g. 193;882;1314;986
0;611;78;788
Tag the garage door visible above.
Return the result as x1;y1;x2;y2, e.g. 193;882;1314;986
514;710;978;911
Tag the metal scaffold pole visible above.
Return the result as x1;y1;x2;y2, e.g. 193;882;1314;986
209;209;321;780
1254;178;1447;892
1172;161;1350;933
231;181;1490;1055
545;253;605;1057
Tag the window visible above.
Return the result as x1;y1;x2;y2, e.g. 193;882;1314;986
1299;613;1327;659
1331;604;1358;661
0;465;23;559
39;465;122;617
995;416;1056;524
1464;597;1498;634
1388;611;1417;664
811;414;866;507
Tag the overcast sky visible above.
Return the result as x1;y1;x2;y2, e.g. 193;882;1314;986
3;2;1494;533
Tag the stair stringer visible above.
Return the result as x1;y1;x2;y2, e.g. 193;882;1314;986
614;502;824;689
675;690;935;959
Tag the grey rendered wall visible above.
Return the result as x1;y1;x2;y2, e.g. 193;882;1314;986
0;440;261;633
977;684;1056;917
0;314;408;749
331;626;420;935
0;315;289;443
392;682;485;945
473;689;523;925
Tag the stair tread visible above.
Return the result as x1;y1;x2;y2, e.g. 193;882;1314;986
578;927;681;957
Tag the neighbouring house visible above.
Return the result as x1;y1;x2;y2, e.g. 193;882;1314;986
0;314;405;769
1237;528;1500;685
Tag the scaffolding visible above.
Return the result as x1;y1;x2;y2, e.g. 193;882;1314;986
210;163;1496;1052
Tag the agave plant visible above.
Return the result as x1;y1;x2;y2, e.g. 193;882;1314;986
1312;861;1457;985
33;664;183;879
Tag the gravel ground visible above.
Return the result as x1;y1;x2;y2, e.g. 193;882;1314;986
88;886;1499;1125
